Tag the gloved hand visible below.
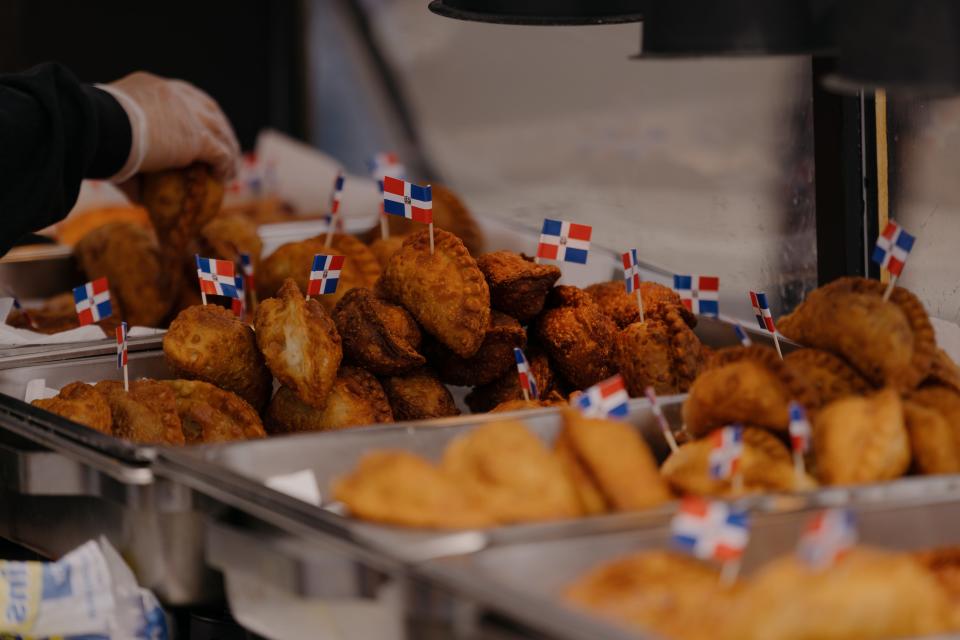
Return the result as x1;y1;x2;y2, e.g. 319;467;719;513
98;71;240;184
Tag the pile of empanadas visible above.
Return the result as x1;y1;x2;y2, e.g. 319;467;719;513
565;545;960;640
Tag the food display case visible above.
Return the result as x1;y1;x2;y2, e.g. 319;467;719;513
2;1;960;639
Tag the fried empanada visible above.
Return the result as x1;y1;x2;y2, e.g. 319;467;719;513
904;400;960;475
559;409;671;511
333;450;497;529
914;546;960;607
442;421;581;522
661;426;814;496
141;163;224;256
198;213;263;268
721;548;955;640
7;292;92;335
32;382;112;435
586;280;698;329
94;379;186;445
783;349;872;409
425;311;526;387
257;234;381;312
535;286;618;390
477;251;561;323
565;551;732;640
813;388;910;485
74;221;175;327
682;345;814;437
778;277;936;391
381;184;483;256
265;368;392;434
163;304;272;410
554;422;608;515
491;393;566;413
381;367;459;421
332;287;424;375
923;349;960;394
465;346;558;413
254;278;342;409
368;235;408;268
614;309;704;396
163;379;266;443
379;229;490;358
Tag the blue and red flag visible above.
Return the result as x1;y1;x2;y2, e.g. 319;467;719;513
368;152;406;182
797;509;857;569
574;374;629;420
383;176;433;224
622;249;641;293
788;401;812;455
709;425;744;480
72;277;112;326
195;256;240;299
239;253;255;293
672;497;750;562
749;291;776;333
116;321;128;368
513;348;539;400
537;219;592;265
308;254;345;297
872;221;915;277
673;275;719;317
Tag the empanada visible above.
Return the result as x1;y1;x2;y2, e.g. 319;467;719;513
378;228;490;358
783;349;873;409
425;311;526;387
332;287;425;375
477;251;561;323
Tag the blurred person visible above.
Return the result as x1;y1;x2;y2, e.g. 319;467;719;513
0;63;239;255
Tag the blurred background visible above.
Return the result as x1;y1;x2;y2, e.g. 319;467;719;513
1;0;956;322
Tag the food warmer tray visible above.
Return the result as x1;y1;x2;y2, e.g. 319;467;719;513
420;497;960;640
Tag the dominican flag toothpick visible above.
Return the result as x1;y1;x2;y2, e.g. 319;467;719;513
872;220;916;301
797;509;857;570
644;386;679;453
368;152;406;182
673;275;719;317
749;290;782;358
536;219;592;265
672;496;750;585
733;323;753;347
73;278;112;326
788;401;812;483
622;248;645;322
307;254;345;299
709;425;744;483
574;374;629;420
325;172;346;248
116;321;129;391
513;347;539;401
195;256;239;304
383;176;433;224
231;275;245;318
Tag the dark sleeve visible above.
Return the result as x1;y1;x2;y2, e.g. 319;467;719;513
0;63;132;255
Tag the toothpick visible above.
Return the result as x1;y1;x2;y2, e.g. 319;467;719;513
732;470;745;495
720;558;742;587
200;290;207;306
645;387;679;453
429;222;435;255
380;215;389;241
793;450;806;488
772;332;784;360
521;387;530;402
882;274;897;302
635;288;645;323
123;364;129;393
324;224;335;249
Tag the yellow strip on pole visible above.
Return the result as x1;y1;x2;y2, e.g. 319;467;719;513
875;90;890;284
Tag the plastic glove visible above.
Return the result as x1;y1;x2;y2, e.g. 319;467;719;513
98;71;240;183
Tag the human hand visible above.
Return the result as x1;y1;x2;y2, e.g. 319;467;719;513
99;71;240;185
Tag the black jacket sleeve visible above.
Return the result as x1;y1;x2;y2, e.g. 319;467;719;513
0;63;132;255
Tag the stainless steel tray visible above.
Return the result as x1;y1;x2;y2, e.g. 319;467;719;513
423;498;960;640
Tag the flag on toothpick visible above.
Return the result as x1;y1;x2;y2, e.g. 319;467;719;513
536;219;592;265
116;321;128;369
73;278;112;326
872;221;915;278
116;321;129;392
673;275;720;317
195;256;240;303
708;425;744;482
749;290;782;358
788;401;811;455
383;176;433;224
672;496;750;563
307;254;345;298
733;323;753;347
797;509;857;570
231;275;245;318
368;152;406;182
574;374;629;420
325;172;346;247
622;248;645;322
644;386;679;453
513;347;539;401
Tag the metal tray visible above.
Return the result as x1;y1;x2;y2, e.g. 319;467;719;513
423;498;960;640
